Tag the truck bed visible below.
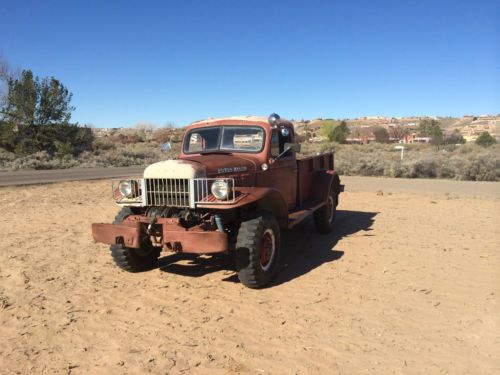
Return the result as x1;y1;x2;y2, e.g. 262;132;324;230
296;152;334;206
284;152;335;228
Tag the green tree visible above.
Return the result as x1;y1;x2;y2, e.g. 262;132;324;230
321;120;349;143
0;119;16;150
37;76;74;126
2;70;74;127
417;119;443;145
475;132;497;147
0;69;90;155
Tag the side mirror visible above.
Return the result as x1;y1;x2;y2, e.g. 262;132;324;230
161;142;171;153
277;143;301;159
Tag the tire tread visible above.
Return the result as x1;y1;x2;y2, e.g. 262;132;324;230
109;207;160;272
235;211;280;288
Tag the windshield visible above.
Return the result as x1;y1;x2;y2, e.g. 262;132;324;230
183;126;265;153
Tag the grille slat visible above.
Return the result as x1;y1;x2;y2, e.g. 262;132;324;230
144;178;190;207
143;178;235;207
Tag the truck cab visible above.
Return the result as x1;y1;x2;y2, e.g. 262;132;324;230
92;114;343;288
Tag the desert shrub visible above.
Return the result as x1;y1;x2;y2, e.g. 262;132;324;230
300;141;341;155
0;148;17;170
405;157;439;178
475;132;497;147
6;151;79;170
300;142;500;181
1;130;499;181
444;130;465;145
333;143;399;176
451;148;500;181
154;127;174;144
93;138;116;151
108;133;144;144
295;133;306;143
123;134;144;144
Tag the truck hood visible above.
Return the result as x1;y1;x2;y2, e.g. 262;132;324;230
181;154;257;177
143;159;206;179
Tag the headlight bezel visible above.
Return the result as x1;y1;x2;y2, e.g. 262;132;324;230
211;179;230;200
118;179;139;198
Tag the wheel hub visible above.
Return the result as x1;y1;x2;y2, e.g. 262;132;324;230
259;229;275;271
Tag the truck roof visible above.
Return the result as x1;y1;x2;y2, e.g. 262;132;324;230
188;116;292;130
190;116;268;126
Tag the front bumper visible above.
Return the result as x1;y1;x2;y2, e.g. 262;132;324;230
91;217;228;254
92;222;142;248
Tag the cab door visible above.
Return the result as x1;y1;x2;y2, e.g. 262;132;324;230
269;129;298;209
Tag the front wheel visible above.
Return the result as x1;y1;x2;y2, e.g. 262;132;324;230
110;207;161;272
235;211;281;289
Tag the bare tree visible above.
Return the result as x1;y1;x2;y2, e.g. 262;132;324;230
388;125;409;141
134;121;158;132
163;121;176;128
372;126;390;143
0;55;11;109
134;121;158;141
350;126;362;139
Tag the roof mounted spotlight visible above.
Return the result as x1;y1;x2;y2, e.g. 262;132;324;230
268;113;280;128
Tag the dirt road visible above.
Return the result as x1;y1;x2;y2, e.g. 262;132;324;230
0;179;498;374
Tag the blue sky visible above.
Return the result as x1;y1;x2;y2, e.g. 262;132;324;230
1;0;499;127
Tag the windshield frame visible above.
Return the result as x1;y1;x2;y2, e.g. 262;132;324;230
183;125;266;154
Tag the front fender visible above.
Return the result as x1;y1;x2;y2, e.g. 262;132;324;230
197;187;289;228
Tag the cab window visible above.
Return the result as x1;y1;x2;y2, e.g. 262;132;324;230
270;128;294;158
271;131;280;157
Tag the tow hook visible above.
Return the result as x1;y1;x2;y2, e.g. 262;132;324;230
146;214;157;235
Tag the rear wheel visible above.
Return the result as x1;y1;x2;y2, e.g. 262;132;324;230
110;207;161;272
235;211;280;288
314;187;337;234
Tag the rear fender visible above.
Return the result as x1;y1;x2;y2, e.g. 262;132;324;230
309;170;341;206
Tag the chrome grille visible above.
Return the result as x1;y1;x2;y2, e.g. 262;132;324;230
144;178;190;207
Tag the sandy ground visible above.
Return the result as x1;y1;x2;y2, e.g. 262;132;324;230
0;179;498;374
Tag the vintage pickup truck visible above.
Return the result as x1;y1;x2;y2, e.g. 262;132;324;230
92;114;343;288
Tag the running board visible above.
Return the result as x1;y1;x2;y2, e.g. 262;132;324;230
287;200;324;229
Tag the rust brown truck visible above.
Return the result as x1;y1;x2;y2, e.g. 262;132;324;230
92;114;343;288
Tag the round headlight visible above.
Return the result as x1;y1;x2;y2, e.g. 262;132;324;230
211;179;229;200
119;180;134;197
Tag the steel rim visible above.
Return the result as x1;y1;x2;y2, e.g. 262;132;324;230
259;229;276;271
327;193;335;223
